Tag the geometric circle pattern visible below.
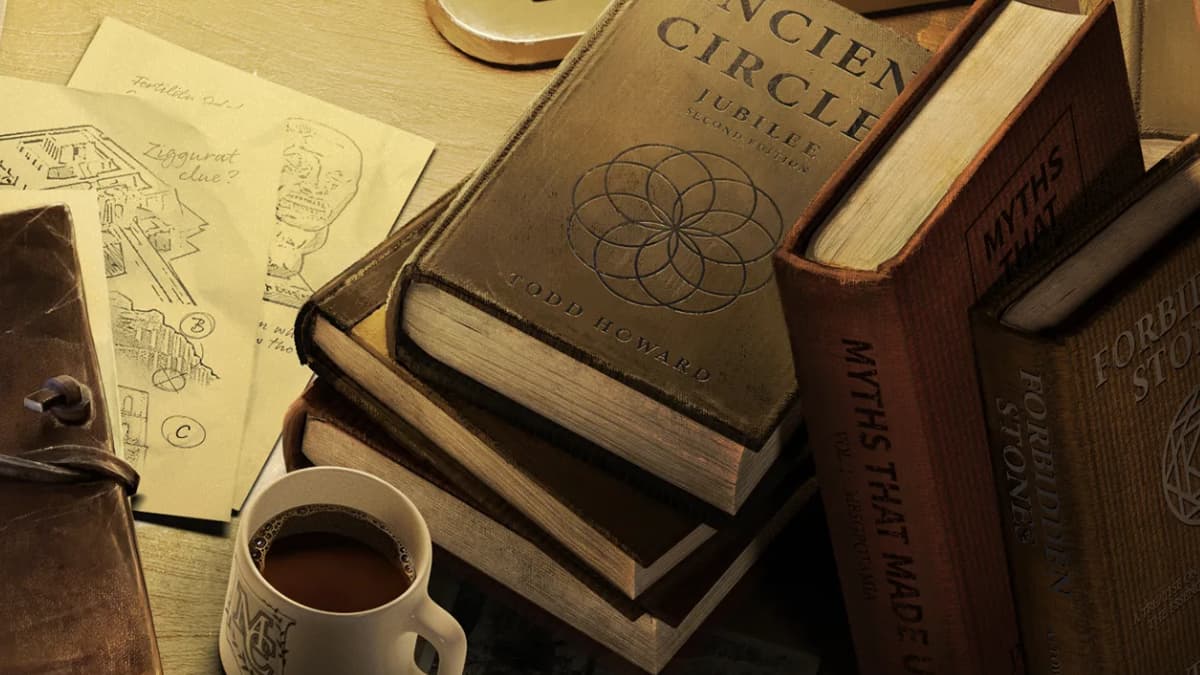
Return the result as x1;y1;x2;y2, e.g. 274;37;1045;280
1163;384;1200;525
567;144;783;314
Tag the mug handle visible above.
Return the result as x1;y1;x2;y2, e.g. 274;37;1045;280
412;597;467;675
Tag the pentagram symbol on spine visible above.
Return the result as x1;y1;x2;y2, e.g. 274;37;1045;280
1163;384;1200;525
566;144;783;314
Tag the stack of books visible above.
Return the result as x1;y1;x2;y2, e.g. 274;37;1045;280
284;0;929;671
288;389;860;673
286;0;1200;673
284;202;812;671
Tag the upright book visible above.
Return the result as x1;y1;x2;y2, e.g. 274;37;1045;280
974;138;1200;675
387;0;929;512
0;203;160;673
773;1;1143;672
1107;0;1200;138
283;381;815;674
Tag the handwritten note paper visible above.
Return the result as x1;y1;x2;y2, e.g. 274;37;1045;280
71;18;437;508
0;190;123;458
0;76;282;521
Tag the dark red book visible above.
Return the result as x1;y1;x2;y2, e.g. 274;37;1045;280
773;1;1143;672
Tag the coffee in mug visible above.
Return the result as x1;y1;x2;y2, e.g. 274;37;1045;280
220;467;466;675
248;504;415;613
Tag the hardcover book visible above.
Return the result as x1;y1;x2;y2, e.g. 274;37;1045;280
387;0;929;513
283;381;815;674
772;1;1143;672
1108;0;1200;138
296;186;804;599
0;203;160;673
431;492;857;675
973;138;1200;674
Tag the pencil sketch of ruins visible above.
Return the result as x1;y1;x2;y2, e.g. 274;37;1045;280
0;125;206;304
118;385;150;471
111;291;217;392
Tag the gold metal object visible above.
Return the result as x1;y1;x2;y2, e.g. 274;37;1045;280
426;0;610;66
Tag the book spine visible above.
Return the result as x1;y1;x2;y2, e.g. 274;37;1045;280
295;350;654;617
280;390;313;473
777;267;961;674
973;316;1096;675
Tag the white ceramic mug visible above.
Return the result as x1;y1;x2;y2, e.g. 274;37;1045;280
219;466;467;675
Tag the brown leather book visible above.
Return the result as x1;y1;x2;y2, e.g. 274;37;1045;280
973;138;1200;674
295;185;806;600
772;1;1143;673
0;205;161;673
386;0;930;514
282;380;816;674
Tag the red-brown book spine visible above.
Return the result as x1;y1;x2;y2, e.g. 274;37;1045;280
776;261;1023;675
772;1;1143;672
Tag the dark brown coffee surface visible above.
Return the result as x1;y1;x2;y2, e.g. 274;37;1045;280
249;504;414;613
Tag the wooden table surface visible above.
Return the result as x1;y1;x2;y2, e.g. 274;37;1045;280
0;2;964;672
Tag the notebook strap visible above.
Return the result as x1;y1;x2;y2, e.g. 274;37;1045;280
0;445;140;495
1;375;139;494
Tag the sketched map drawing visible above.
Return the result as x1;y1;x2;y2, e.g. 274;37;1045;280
118;385;151;472
110;290;217;393
0;125;206;304
69;17;436;509
265;118;363;309
0;74;286;521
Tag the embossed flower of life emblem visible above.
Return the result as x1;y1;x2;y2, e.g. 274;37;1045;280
1164;384;1200;525
567;144;784;314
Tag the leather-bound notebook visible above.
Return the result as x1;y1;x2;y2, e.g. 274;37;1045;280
282;380;815;674
294;185;806;600
973;138;1200;674
385;0;930;514
773;1;1143;673
0;204;161;673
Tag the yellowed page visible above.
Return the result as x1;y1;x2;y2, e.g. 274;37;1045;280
1136;0;1200;137
70;18;436;508
0;76;281;521
0;190;122;459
